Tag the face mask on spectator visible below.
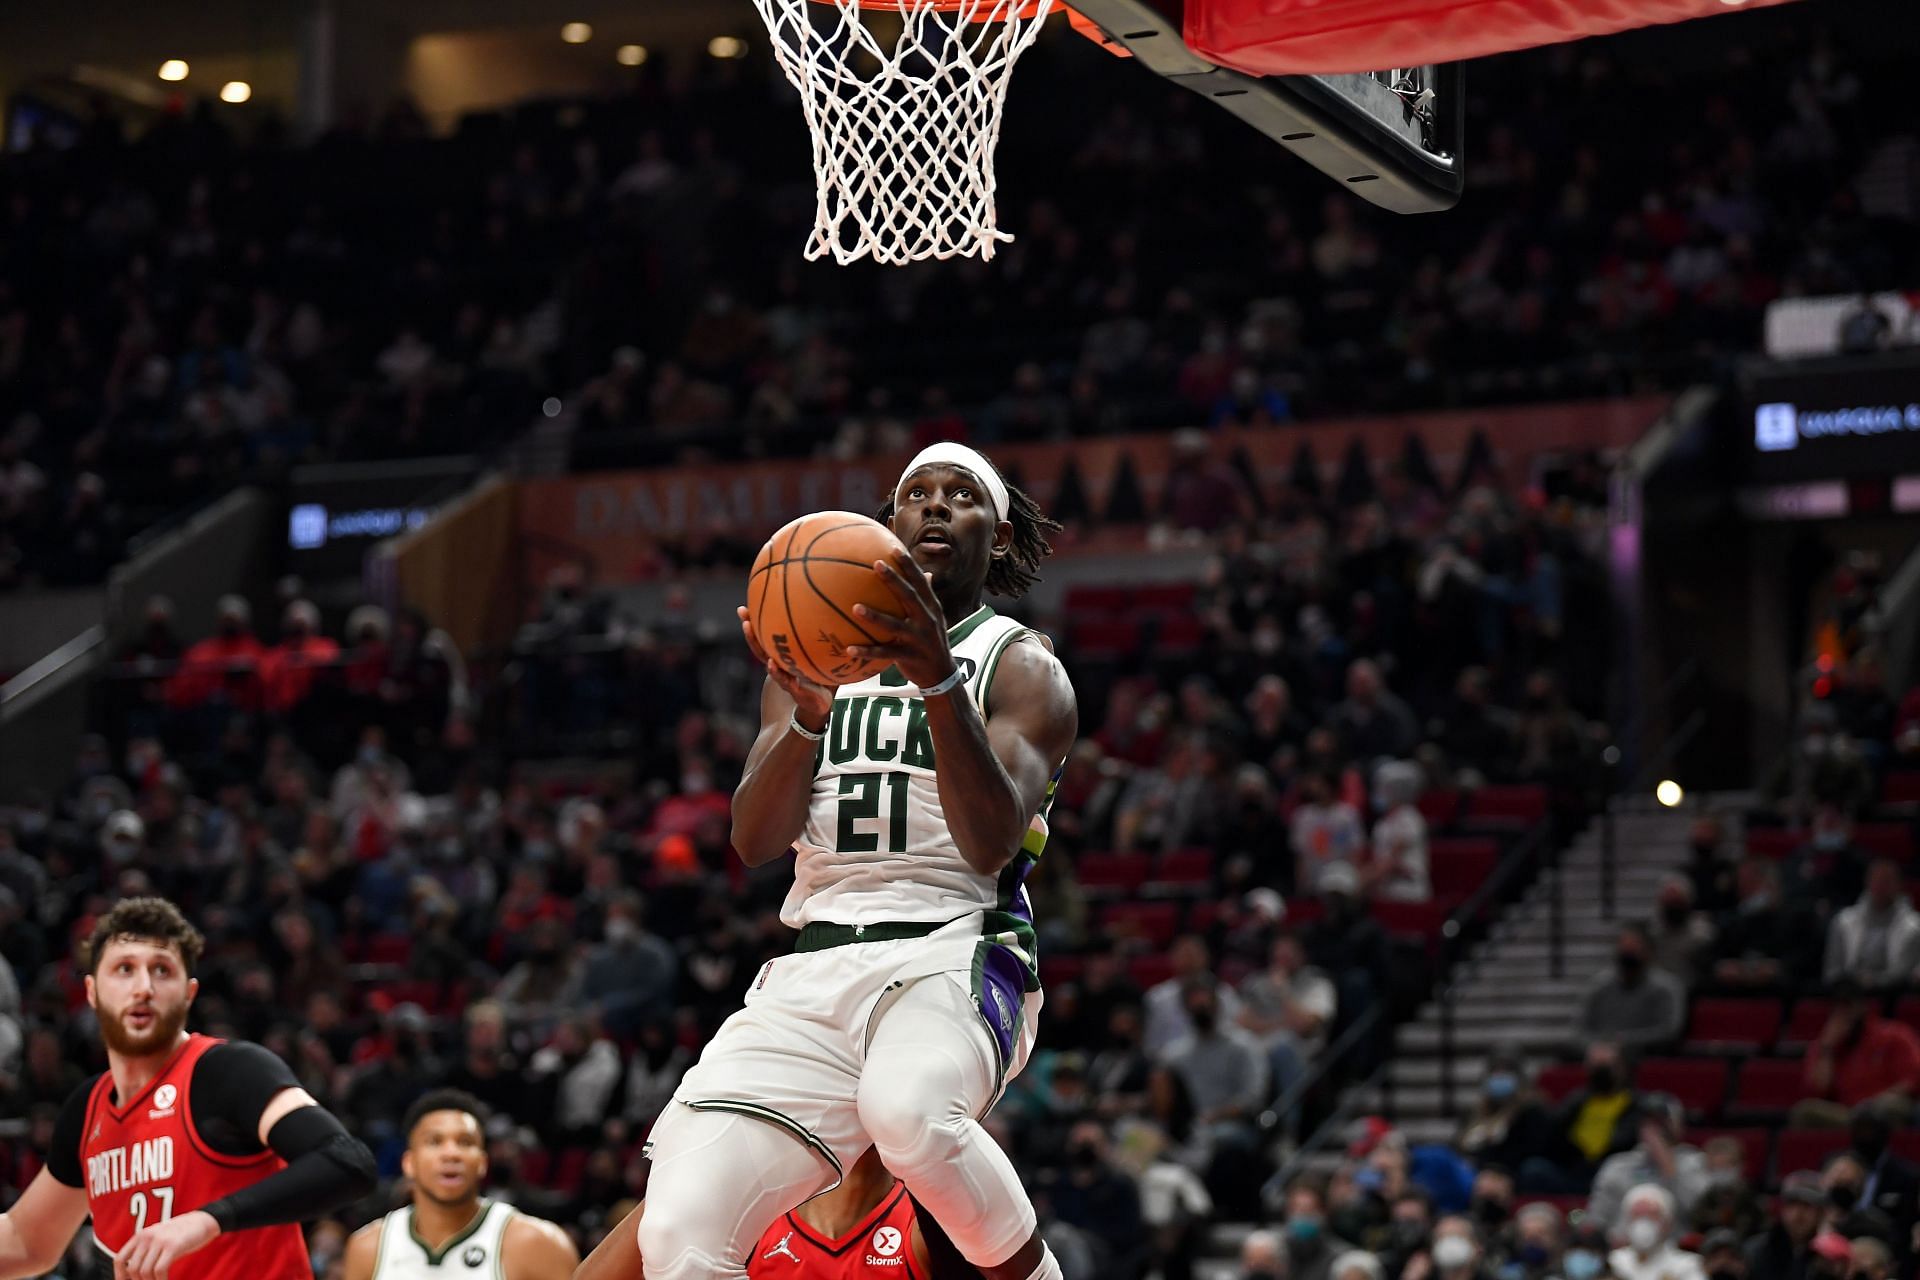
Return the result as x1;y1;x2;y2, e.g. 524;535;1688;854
1472;1197;1509;1228
1485;1073;1518;1101
1829;1185;1859;1211
1813;829;1847;852
1393;1222;1429;1252
1615;951;1646;982
1563;1251;1603;1280
1660;902;1689;927
1518;1245;1551;1269
1587;1065;1618;1094
1626;1220;1662;1254
1287;1216;1324;1247
605;918;638;946
1434;1235;1476;1272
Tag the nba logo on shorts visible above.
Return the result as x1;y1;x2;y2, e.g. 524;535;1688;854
1755;403;1798;452
289;504;329;549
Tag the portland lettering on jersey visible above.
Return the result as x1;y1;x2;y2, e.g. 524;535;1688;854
87;1136;175;1197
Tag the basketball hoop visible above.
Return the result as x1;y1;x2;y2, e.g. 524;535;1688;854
750;0;1058;265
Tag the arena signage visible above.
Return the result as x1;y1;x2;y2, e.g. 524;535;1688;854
285;456;476;578
1740;358;1920;485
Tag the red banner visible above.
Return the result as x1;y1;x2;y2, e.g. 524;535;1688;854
516;396;1667;589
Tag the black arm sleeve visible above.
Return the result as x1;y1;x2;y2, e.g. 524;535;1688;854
201;1106;377;1234
187;1041;304;1156
45;1077;100;1188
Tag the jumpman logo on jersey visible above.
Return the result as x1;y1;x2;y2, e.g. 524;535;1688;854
763;1231;801;1264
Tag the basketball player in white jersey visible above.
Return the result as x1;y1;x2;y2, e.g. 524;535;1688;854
345;1091;578;1280
636;443;1078;1280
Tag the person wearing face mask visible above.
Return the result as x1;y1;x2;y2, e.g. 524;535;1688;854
1468;1167;1517;1245
1331;1251;1386;1280
259;600;340;715
1684;816;1737;915
1787;806;1868;916
1281;1181;1357;1280
1519;1042;1640;1194
1239;1228;1289;1280
1709;859;1822;990
1575;924;1684;1053
1420;1215;1492;1280
1688;1138;1762;1240
579;892;677;1038
1647;877;1714;988
1815;1151;1897;1246
1499;1204;1564;1280
1842;1100;1920;1236
1798;981;1920;1129
1699;1230;1748;1280
1382;1191;1435;1277
1823;859;1920;988
1558;1229;1607;1280
1458;1047;1544;1168
1587;1095;1708;1233
166;594;266;711
1608;1185;1704;1280
1163;981;1268;1215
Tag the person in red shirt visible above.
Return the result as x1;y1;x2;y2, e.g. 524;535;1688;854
574;1147;978;1280
0;897;375;1280
1799;980;1920;1127
260;600;342;714
166;596;267;711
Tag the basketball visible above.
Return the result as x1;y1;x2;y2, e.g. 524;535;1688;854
747;511;909;687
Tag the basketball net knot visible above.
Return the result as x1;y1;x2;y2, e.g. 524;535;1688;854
750;0;1056;265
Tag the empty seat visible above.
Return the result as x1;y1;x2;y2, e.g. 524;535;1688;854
1884;773;1920;806
1779;999;1836;1048
1732;1059;1811;1114
1430;837;1500;898
1635;1058;1729;1117
1465;785;1549;825
1128;954;1175;990
1686;998;1783;1052
1069;619;1141;660
1774;1129;1851;1177
1535;1064;1587;1102
1418;789;1462;830
1100;901;1181;948
1889;1131;1920;1164
1042;954;1086;988
1895;996;1920;1031
1854;823;1915;862
1149;848;1215;892
1745;828;1802;860
1076;852;1151;895
1685;1127;1769;1183
1373;899;1448;939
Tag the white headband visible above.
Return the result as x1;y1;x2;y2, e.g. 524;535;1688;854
895;443;1009;523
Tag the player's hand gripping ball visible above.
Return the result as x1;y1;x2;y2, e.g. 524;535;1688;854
746;512;912;687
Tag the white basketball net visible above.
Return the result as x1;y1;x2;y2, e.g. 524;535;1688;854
750;0;1057;265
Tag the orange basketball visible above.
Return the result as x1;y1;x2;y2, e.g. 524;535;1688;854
747;511;910;687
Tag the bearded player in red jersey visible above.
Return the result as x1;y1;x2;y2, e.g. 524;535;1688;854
573;1148;978;1280
0;897;377;1280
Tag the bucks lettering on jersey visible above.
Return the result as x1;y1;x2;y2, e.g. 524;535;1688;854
372;1201;516;1280
786;607;1057;983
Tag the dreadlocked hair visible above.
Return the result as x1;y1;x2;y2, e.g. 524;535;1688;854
877;480;1061;600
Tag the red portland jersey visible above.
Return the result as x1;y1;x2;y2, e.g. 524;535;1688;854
749;1183;925;1280
80;1034;311;1280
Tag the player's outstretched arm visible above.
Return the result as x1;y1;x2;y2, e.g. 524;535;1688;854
731;606;837;866
0;1169;92;1280
504;1216;581;1280
573;1201;641;1280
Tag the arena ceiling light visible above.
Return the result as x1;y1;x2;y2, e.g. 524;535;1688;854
1655;780;1684;807
616;44;647;66
157;60;189;82
708;36;747;59
561;22;593;43
219;80;251;103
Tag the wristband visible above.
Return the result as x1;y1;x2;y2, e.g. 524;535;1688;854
919;666;967;699
790;714;826;742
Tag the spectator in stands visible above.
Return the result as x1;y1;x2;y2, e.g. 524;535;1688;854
1516;1040;1639;1194
1161;980;1267;1202
1332;1252;1384;1280
1648;875;1715;988
1685;814;1738;915
1791;807;1871;917
1238;930;1337;1101
1610;1185;1705;1280
1046;1120;1145;1278
1700;1230;1748;1280
1560;1230;1607;1280
1691;1138;1765;1241
1745;1172;1825;1280
579;891;677;1037
1281;1180;1356;1280
1845;1100;1919;1235
1822;859;1920;988
1764;704;1875;824
1429;1214;1494;1280
1335;659;1419;764
1146;935;1244;1056
529;1014;622;1143
1797;980;1920;1128
1576;923;1685;1053
1817;1152;1896;1246
259;598;341;714
1434;667;1515;786
1366;761;1431;903
1304;863;1394;1030
1293;775;1367;894
1458;1046;1556;1172
165;593;264;710
495;916;585;1032
1587;1094;1709;1233
1240;1228;1287;1280
1711;859;1823;990
1845;1238;1892;1280
1503;1202;1565;1280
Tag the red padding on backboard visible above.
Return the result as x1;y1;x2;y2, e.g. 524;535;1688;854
1185;0;1801;76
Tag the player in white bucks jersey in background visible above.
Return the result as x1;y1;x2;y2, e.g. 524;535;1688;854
637;443;1078;1280
345;1091;576;1280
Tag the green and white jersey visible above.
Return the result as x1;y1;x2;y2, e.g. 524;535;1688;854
372;1201;516;1280
785;606;1055;976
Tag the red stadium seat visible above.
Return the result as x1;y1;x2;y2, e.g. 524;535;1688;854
1041;954;1086;987
1418;789;1462;830
1745;828;1802;860
1100;902;1181;948
1128;954;1176;989
1885;773;1920;806
1779;1000;1836;1049
1774;1129;1851;1177
1373;899;1448;939
550;1149;589;1193
1685;998;1783;1052
1069;618;1141;660
1685;1128;1769;1183
1131;583;1196;615
1855;823;1915;862
1895;996;1920;1031
1634;1058;1728;1117
1154;614;1207;654
1465;785;1548;825
1890;1131;1920;1164
1148;848;1215;894
1430;837;1500;898
1064;585;1132;615
1076;852;1151;895
1536;1064;1586;1102
364;934;412;966
1186;900;1224;934
1732;1059;1812;1114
